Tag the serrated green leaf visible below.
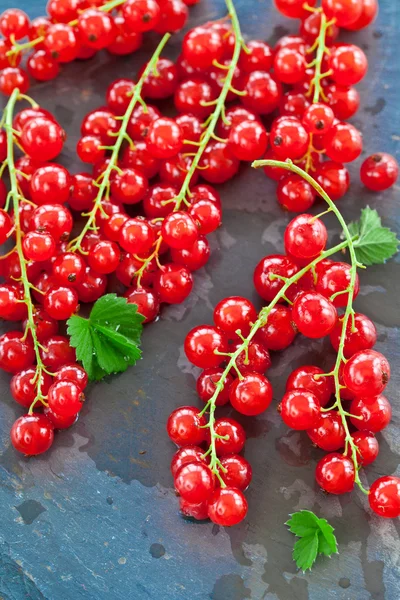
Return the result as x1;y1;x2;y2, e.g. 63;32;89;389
292;532;319;572
348;207;399;266
286;510;320;538
316;518;338;556
67;294;143;382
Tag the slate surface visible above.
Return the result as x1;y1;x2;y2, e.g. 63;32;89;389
0;1;399;599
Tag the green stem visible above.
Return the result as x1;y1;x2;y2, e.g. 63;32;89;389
3;89;48;414
307;11;331;104
173;0;245;210
68;33;171;254
252;159;368;495
135;0;246;284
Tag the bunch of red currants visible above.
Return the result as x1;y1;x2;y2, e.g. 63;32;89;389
0;0;198;96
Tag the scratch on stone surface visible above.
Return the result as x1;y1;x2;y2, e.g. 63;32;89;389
129;457;150;469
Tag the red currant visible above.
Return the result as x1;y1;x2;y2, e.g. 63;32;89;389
255;305;297;351
349;395;391;432
184;325;228;369
214;418;246;456
54;363;88;390
230;372;273;416
308;411;346;451
292;292;337;338
369;476;400;518
153;263;193;304
315;453;355;494
11;414;54;455
10;368;52;409
40;335;76;369
170;236;210;271
207;487;248;526
324;122;362;163
174;462;215;504
219;455;252;491
329;44;368;86
277;174;316;212
0;331;35;374
348;431;379;466
167;405;207;446
315;161;350;201
44;286;79;320
286;365;333;407
284;214;327;260
48;379;84;417
343;349;390;397
242;71;282;115
122;0;161;33
30;164;71;205
360;153;399;191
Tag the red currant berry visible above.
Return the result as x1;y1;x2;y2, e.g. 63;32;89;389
30;164;71;205
125;286;160;323
40;335;76;369
324;122;362;163
69;173;96;211
199;142;239;184
81;108;118;144
344;350;390;397
48;379;84;417
162;211;198;250
0;67;29;96
184;325;228;369
239;40;272;73
47;0;81;23
44;23;79;63
175;462;215;504
274;47;306;85
77;135;104;164
230;372;273;416
315;161;350;201
292;292;337;339
54;363;88;390
279;91;310;120
139;57;178;99
106;78;134;115
0;283;27;321
52;252;86;287
0;208;12;244
322;0;363;27
167;405;206;446
369;476;400;518
27;49;60;81
308;411;346;451
214;418;246;456
274;0;317;18
347;431;379;466
329;43;368;85
325;83;360;121
284;214;327;260
228;119;268;162
154;263;193;304
280;389;321;430
253;254;298;302
255;305;297;351
360;153;399;192
77;9;116;50
315;453;355;494
179;497;209;520
116;253;156;287
300;11;339;45
44;406;78;429
233;342;271;376
286;365;333;407
76;266;107;303
207;487;248;526
11;414;54;456
349;395;391;432
0;8;29;39
214;296;257;338
182;26;224;69
242;71;282;115
87;240;120;275
147;117;183;159
345;0;378;31
0;331;35;374
23;231;56;262
316;262;360;308
277;172;316;212
302;103;334;135
21;117;65;162
119;217;155;255
122;0;161;33
271;117;309;160
170;236;210;271
44;286;79;320
330;313;377;359
10;368;52;409
219;455;252;491
196;367;233;406
171;445;207;477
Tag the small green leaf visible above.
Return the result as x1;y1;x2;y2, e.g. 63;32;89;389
348;207;399;266
292;532;319;572
67;294;144;382
286;510;338;571
286;510;320;538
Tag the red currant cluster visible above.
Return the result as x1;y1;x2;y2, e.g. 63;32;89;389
0;0;198;97
0;98;91;456
259;0;398;211
168;170;400;523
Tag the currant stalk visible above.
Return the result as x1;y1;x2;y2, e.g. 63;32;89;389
2;88;50;414
68;32;171;254
135;0;247;284
6;0;128;59
300;6;333;173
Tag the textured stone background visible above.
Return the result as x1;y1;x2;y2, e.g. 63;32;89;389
0;0;399;598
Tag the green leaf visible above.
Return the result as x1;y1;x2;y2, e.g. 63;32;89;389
286;510;338;571
348;207;399;266
316;518;338;556
67;294;144;382
292;532;319;572
286;510;320;538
